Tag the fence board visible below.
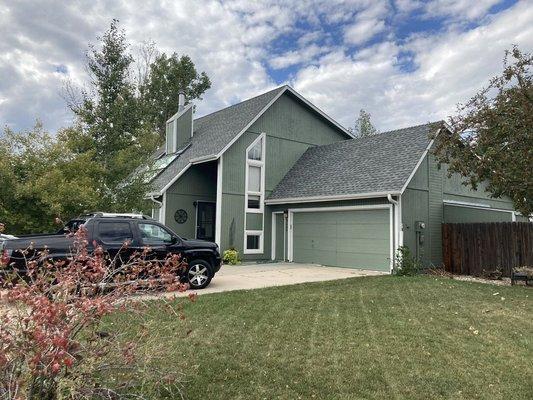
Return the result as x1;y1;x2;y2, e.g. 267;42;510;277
442;222;533;277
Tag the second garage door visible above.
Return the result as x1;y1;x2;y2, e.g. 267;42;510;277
291;208;391;271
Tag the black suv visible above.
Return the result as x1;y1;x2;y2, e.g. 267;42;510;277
0;213;221;289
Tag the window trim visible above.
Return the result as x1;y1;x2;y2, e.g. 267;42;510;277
243;133;266;255
244;230;264;254
245;134;266;214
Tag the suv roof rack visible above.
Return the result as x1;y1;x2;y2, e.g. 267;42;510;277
82;212;154;220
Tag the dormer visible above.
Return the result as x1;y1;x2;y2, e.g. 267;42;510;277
166;92;193;153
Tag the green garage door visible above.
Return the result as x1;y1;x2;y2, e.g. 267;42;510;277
443;205;513;223
292;208;391;271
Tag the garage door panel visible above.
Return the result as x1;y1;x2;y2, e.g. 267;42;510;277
293;249;337;265
292;208;390;271
293;236;337;251
336;238;389;253
294;223;337;238
336;252;389;270
336;211;389;225
336;224;389;239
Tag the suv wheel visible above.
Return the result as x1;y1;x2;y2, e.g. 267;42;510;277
186;259;213;289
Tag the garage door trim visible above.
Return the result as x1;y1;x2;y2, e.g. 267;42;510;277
287;204;393;271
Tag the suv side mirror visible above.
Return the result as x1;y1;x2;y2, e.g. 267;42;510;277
170;236;179;244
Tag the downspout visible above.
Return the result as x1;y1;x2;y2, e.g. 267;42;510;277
387;194;399;272
150;194;163;221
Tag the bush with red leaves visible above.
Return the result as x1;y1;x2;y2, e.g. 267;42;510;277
0;226;191;399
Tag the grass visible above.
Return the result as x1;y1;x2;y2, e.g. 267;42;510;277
107;276;532;399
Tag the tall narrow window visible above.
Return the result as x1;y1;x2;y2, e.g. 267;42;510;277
245;135;265;213
244;133;266;254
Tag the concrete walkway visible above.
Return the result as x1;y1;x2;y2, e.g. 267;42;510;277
136;263;386;300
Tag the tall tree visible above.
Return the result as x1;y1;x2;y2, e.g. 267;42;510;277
352;109;378;138
433;46;533;216
64;20;211;212
139;53;211;139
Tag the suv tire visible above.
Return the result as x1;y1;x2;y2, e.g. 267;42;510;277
186;259;213;289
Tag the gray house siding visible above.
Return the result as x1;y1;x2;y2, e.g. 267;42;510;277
164;162;217;239
219;92;348;259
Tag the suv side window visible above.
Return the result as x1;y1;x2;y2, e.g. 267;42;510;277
138;223;174;245
97;222;133;244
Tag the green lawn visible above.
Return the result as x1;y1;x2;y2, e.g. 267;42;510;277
108;276;532;399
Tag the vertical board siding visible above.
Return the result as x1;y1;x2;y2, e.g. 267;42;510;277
220;92;348;259
428;154;444;265
165;162;217;238
442;222;533;277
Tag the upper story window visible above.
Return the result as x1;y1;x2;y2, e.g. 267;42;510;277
248;140;263;161
245;134;265;213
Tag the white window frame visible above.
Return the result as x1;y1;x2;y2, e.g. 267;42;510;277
245;134;266;214
244;133;266;254
244;230;264;254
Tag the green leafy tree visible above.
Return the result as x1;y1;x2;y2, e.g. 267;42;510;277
68;19;144;196
64;20;211;212
433;46;533;216
352;109;378;138
139;53;211;139
0;123;102;234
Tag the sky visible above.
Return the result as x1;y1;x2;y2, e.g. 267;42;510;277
0;0;532;133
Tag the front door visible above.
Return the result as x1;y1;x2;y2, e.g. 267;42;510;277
196;201;216;242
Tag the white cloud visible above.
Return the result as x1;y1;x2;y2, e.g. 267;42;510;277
293;0;533;131
344;19;386;45
269;44;329;69
343;0;390;45
0;0;531;137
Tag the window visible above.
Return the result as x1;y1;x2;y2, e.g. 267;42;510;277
245;231;263;253
247;195;260;209
245;135;265;213
247;140;262;160
138;223;174;244
244;134;265;254
98;222;133;244
246;234;260;250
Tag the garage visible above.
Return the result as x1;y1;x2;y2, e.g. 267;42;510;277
443;203;514;223
289;206;392;271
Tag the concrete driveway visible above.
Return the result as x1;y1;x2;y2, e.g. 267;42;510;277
141;263;386;300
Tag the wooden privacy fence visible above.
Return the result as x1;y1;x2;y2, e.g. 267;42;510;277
442;222;533;277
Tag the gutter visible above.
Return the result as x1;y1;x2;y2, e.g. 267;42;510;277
150;194;163;207
387;194;398;206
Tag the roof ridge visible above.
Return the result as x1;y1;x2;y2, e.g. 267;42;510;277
194;85;287;122
306;120;443;153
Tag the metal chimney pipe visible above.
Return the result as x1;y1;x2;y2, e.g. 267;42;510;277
178;92;185;111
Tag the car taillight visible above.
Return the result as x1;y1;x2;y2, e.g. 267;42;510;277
1;249;11;266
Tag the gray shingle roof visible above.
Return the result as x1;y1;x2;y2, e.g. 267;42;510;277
149;86;286;194
267;121;444;201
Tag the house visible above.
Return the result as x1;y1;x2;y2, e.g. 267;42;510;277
144;86;526;272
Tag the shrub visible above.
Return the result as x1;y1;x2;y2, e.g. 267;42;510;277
0;226;193;399
222;248;240;265
393;246;422;276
